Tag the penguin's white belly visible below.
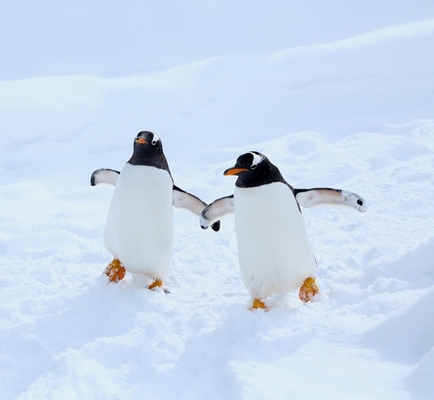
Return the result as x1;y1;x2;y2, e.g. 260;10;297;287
104;164;174;278
234;183;316;299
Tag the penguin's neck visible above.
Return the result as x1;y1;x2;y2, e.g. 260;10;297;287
236;166;289;189
127;152;171;173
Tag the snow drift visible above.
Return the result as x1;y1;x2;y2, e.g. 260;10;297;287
1;9;434;400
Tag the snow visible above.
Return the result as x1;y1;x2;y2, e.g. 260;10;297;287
1;2;434;399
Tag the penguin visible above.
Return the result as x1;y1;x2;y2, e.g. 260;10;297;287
200;151;367;309
91;130;219;290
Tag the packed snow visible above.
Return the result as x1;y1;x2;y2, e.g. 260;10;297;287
1;2;434;399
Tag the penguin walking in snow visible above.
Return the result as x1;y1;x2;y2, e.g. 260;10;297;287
91;131;219;290
200;151;367;309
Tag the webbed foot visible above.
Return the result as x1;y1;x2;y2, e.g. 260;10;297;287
148;279;163;291
299;277;319;303
104;259;126;283
251;298;267;310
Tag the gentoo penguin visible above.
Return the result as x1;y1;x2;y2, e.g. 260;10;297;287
200;151;367;309
91;131;219;290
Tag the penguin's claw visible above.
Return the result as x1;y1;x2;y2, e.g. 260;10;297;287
299;277;319;303
252;298;267;310
148;279;163;291
104;259;126;283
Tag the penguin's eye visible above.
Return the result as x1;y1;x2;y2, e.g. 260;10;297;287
251;164;257;170
151;132;160;145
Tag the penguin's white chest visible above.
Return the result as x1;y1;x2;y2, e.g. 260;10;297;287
104;163;174;277
234;183;316;299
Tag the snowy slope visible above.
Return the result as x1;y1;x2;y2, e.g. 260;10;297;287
1;6;434;400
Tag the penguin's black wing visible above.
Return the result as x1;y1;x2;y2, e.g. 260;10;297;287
90;169;120;186
172;185;220;231
294;188;367;212
200;195;234;229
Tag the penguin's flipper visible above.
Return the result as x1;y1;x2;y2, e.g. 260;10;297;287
90;168;120;186
294;188;367;212
172;185;207;214
200;195;234;229
172;185;220;231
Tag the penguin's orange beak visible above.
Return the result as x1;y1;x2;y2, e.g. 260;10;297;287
224;167;249;176
136;138;148;144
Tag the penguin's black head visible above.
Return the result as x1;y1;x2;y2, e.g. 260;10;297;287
224;151;286;187
128;131;170;172
133;131;163;155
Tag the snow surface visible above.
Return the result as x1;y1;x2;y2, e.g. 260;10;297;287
1;2;434;399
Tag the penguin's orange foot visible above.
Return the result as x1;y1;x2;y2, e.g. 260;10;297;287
251;298;267;310
299;277;319;303
148;279;163;291
104;259;126;283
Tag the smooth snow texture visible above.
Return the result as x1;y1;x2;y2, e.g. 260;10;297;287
1;3;434;400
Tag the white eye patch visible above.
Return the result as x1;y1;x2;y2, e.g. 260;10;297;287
250;152;264;168
151;132;160;145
